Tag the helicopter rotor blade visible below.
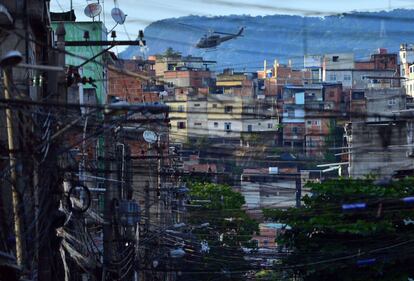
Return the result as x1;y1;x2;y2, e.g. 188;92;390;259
213;31;239;36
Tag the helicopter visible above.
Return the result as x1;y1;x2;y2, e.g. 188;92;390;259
195;27;244;49
177;23;244;49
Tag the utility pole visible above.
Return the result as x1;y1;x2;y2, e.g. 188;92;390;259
3;67;25;268
103;113;114;273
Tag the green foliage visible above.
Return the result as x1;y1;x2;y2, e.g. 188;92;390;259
163;47;181;58
264;178;414;281
255;270;292;281
180;182;258;280
189;181;245;209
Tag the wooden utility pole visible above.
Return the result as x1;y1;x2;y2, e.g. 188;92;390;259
3;67;25;268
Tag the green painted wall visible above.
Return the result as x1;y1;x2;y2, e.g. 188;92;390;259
52;21;107;104
51;21;108;174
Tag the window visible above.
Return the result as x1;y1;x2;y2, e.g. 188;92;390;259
267;123;273;129
224;122;232;131
248;125;252;132
388;98;397;106
212;104;217;108
307;120;320;126
333;56;339;62
287;109;295;118
292;127;298;134
329;73;337;81
177;105;185;112
246;106;254;113
194;103;200;107
352;91;364;100
224;105;233;113
194;122;202;126
344;74;351;81
214;122;219;128
177;122;186;129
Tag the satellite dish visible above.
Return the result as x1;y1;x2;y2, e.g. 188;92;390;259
111;7;126;25
143;130;158;144
84;3;102;18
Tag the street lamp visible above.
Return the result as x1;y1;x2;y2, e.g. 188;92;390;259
0;4;13;26
0;50;22;67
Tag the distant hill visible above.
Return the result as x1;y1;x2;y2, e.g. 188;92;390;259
120;9;414;71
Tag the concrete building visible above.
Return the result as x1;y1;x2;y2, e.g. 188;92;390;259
281;89;306;148
323;53;355;70
240;168;297;211
167;93;278;143
280;83;345;157
365;87;406;122
206;95;277;143
257;60;311;97
168;94;189;143
163;68;213;88
187;98;209;138
149;54;215;78
399;44;414;97
216;69;257;97
304;55;323;82
345;120;414;178
251;223;291;250
345;71;410;178
323;50;399;90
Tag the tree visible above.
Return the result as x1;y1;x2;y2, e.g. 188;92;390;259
163;47;181;58
263;178;414;281
178;182;258;281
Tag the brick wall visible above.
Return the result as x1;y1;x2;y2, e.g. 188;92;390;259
108;68;144;102
324;84;343;111
283;123;305;142
108;59;158;103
